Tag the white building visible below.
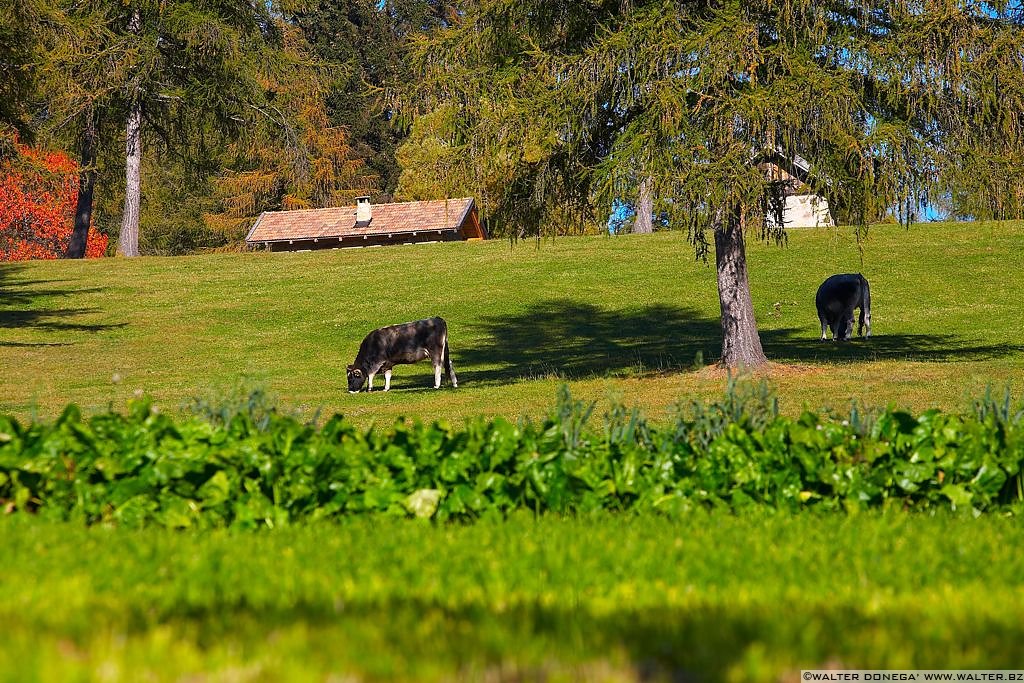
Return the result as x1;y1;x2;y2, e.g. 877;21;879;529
763;152;835;228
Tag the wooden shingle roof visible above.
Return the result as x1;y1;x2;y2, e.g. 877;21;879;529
246;197;477;244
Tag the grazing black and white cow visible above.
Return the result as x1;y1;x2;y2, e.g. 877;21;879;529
815;273;872;341
347;317;458;392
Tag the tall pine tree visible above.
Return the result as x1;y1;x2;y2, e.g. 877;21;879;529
0;0;48;154
204;21;372;240
291;0;462;199
43;0;311;257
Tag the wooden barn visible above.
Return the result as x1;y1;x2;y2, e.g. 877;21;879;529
246;197;485;252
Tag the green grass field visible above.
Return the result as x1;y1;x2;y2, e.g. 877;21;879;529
3;513;1023;682
3;221;1022;425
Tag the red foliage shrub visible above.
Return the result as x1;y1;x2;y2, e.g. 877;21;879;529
0;142;108;261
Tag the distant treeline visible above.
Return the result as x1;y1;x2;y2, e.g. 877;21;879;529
4;2;1024;259
1;0;462;256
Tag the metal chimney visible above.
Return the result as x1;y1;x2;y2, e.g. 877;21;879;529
355;196;372;226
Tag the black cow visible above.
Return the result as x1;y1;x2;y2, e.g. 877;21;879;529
347;317;458;392
815;273;872;341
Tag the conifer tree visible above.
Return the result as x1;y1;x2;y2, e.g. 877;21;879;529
406;0;1024;366
291;0;462;199
42;0;308;257
204;22;372;239
0;0;48;155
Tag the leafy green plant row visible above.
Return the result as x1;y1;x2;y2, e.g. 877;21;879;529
2;384;1023;527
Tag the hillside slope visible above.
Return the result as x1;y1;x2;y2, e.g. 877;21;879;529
2;221;1021;423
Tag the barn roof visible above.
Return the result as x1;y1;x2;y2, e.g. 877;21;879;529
246;197;478;244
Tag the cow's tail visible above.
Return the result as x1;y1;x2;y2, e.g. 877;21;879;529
859;273;871;337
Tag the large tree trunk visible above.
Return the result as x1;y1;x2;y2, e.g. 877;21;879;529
715;205;768;368
64;114;97;259
632;176;654;233
117;8;143;258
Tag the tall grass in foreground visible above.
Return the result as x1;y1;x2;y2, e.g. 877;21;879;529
2;512;1022;681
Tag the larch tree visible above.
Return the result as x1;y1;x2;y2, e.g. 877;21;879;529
397;1;625;236
43;0;302;257
32;1;119;259
0;0;108;258
290;0;462;200
0;0;50;154
405;0;1024;367
204;21;373;239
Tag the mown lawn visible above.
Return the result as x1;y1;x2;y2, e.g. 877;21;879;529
2;220;1022;425
2;513;1023;682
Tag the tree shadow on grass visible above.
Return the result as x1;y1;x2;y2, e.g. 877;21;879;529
454;300;720;386
452;299;1024;386
761;327;1024;364
0;262;125;339
0;340;73;348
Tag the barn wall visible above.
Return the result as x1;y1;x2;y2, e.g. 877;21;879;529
263;230;463;252
782;194;834;228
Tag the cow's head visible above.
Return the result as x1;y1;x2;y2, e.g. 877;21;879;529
346;365;366;393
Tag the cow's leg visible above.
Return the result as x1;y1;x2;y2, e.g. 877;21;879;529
827;314;841;341
445;357;458;389
819;313;829;341
367;361;386;392
839;309;855;341
859;306;871;338
443;338;457;388
433;362;442;389
384;368;392;392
